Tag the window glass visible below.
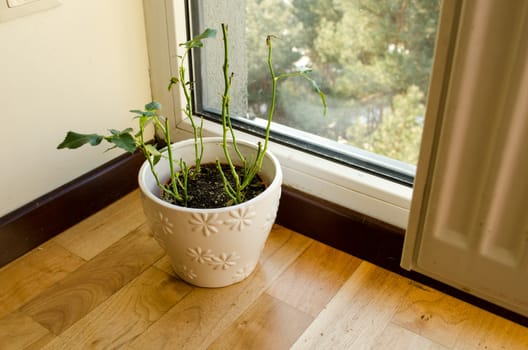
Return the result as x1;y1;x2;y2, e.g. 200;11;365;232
191;0;441;185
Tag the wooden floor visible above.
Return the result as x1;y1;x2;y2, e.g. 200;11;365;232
1;190;527;349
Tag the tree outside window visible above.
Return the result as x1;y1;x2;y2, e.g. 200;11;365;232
246;0;440;165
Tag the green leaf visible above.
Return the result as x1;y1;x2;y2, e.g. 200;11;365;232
109;128;133;136
57;131;104;149
105;132;137;153
145;144;161;157
145;144;162;165
301;72;327;116
145;101;161;111
179;28;217;49
136;115;152;130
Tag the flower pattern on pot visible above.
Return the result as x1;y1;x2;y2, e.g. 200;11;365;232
189;213;223;237
225;206;256;231
208;252;240;270
233;264;253;282
180;265;197;280
139;137;282;288
149;211;174;249
157;212;174;235
262;210;277;233
186;247;214;263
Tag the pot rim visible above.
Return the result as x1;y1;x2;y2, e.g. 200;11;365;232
138;137;282;213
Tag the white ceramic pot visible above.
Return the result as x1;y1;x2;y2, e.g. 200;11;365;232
138;137;282;287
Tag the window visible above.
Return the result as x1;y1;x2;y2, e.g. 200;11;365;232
189;0;440;186
142;0;447;228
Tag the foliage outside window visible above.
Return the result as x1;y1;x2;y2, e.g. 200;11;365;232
246;0;440;165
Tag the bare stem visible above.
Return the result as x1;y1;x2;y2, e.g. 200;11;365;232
221;23;243;203
177;51;202;173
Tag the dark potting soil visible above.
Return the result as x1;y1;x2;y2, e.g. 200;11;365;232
160;163;267;209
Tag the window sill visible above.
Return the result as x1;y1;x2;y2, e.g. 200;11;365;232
174;118;412;229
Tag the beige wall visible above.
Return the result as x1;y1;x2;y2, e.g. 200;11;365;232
0;0;151;216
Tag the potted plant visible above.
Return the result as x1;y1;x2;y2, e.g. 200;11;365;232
58;24;326;287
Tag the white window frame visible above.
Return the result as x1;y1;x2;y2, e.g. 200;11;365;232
142;0;454;229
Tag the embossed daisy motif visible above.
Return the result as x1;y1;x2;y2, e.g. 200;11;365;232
208;252;240;270
180;265;197;280
262;210;277;233
189;213;223;237
233;264;253;281
186;247;214;263
156;212;174;235
150;211;173;248
225;206;256;231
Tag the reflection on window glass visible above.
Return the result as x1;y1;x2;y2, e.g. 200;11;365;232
246;0;440;165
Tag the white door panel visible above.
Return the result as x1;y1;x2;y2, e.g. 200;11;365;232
402;0;528;317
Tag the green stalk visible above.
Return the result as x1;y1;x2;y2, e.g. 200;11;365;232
178;51;202;173
138;123;164;193
179;159;189;207
220;23;242;202
264;36;277;156
225;76;246;169
254;35;278;172
220;27;246;168
162;117;184;203
216;160;238;203
138;113;182;203
254;35;327;173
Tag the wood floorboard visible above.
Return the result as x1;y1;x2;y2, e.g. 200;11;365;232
0;189;527;350
0;241;85;320
19;223;164;335
209;293;313;350
266;240;362;318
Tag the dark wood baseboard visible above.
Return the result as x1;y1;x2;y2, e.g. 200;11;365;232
276;187;406;270
0;151;145;267
1;155;526;327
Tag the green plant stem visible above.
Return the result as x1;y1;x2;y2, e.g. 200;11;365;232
220;26;246;168
216;160;238;203
137;113;182;203
139;124;164;192
178;52;203;173
220;23;243;203
262;36;278;163
178;159;189;207
162;117;184;203
252;35;278;174
225;74;246;168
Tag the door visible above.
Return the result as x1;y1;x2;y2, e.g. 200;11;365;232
401;0;528;317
